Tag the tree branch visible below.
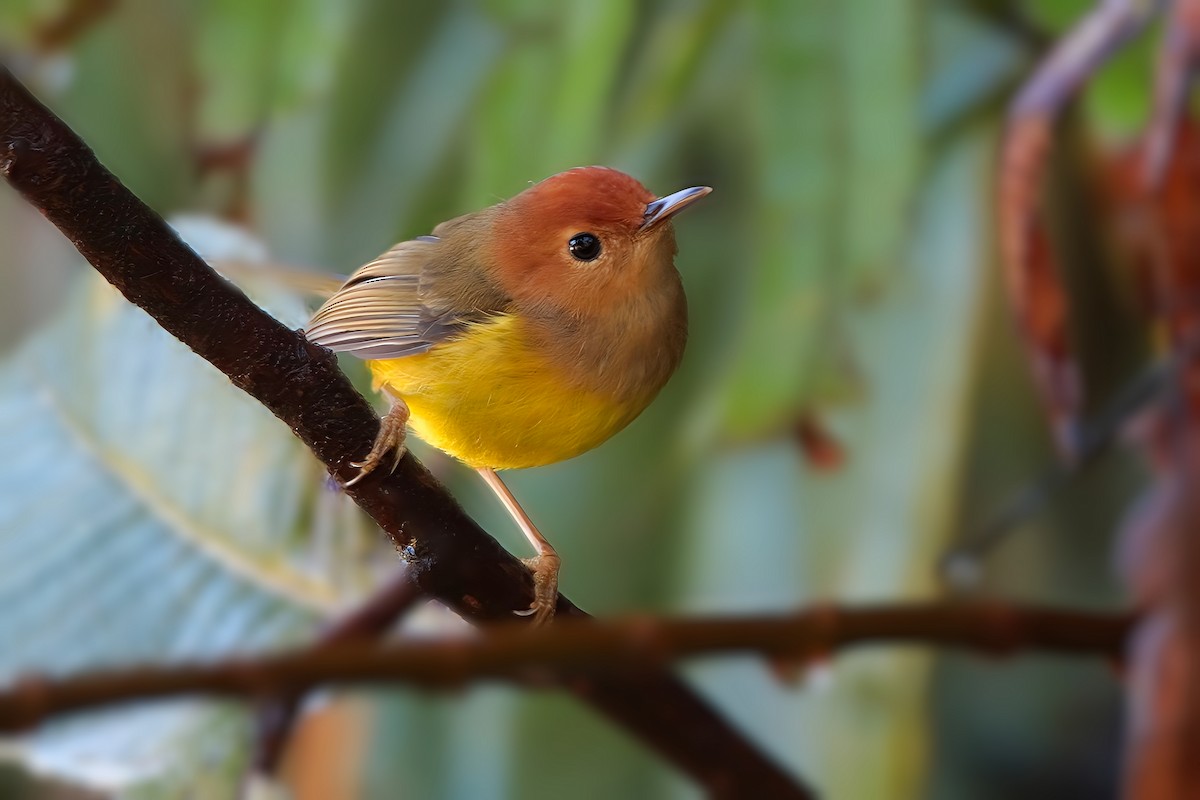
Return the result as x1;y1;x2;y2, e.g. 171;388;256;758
0;603;1134;735
0;66;810;798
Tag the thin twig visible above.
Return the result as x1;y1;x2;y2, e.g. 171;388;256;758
0;604;1135;734
0;66;811;799
943;350;1172;573
253;568;426;776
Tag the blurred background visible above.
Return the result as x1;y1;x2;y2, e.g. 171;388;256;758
0;0;1151;798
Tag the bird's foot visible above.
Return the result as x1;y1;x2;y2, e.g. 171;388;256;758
473;468;561;626
517;552;561;626
345;399;410;487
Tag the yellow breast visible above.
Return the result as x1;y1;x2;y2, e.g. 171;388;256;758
366;315;646;470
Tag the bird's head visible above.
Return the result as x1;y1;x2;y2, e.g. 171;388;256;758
485;166;710;316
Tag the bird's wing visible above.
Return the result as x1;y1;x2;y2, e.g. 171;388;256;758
305;235;507;360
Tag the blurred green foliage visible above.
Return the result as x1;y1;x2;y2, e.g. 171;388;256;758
0;0;1146;798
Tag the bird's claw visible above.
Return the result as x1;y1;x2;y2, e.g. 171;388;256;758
343;400;409;487
344;446;406;487
519;552;561;626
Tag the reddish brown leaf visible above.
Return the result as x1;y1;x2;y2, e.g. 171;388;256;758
1000;0;1152;457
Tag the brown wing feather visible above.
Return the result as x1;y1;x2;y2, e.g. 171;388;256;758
306;232;508;360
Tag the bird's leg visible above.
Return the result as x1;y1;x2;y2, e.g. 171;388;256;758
345;391;410;487
476;467;560;625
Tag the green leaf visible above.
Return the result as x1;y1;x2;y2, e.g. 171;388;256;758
677;124;992;800
839;0;921;294
0;219;382;796
324;4;506;257
320;0;453;208
715;0;923;440
611;0;738;147
193;0;353;141
55;3;195;212
464;0;634;202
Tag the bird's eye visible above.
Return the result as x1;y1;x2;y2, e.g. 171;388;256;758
568;233;602;262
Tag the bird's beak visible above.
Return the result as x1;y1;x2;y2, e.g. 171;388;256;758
641;186;712;230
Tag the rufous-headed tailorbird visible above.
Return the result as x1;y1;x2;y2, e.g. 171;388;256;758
306;167;711;624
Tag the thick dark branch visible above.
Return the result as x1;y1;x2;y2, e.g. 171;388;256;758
0;604;1135;734
0;67;809;799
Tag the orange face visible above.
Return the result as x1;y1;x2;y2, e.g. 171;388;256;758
486;167;710;317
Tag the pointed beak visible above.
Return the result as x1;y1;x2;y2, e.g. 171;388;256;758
641;185;712;230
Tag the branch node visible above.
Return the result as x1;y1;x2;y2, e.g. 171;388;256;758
4;674;50;733
1;136;28;178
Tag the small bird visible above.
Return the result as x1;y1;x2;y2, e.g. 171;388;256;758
306;167;710;623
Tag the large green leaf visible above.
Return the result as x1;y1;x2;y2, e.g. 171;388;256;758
461;0;637;214
0;220;381;797
675;125;991;800
716;0;922;439
323;4;506;260
194;0;353;141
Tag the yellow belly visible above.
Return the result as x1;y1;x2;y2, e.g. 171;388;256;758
366;315;644;470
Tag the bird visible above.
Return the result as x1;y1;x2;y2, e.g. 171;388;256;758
305;166;710;624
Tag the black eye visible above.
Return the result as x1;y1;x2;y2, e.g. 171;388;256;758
568;232;602;262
